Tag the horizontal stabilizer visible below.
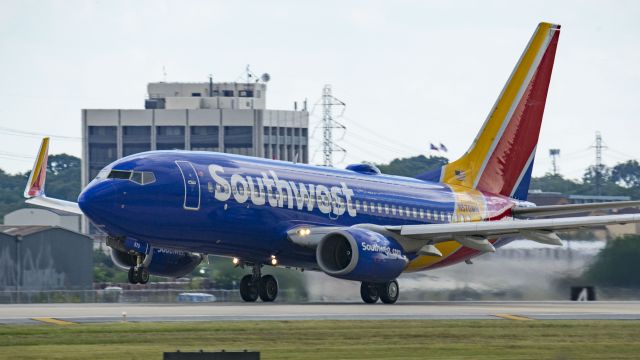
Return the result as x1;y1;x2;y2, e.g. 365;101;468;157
26;196;83;215
513;201;640;218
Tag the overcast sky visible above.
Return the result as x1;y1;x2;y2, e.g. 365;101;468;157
1;0;638;179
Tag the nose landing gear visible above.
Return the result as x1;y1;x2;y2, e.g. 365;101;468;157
127;253;150;285
239;264;279;302
128;266;150;284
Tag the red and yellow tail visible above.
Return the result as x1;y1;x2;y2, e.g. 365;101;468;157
24;137;50;198
419;22;560;200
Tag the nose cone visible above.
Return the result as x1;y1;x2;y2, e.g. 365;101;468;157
78;181;118;225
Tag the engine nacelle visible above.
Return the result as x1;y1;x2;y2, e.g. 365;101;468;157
110;247;203;278
316;228;408;282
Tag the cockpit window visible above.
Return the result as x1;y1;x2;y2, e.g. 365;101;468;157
107;170;156;185
130;171;143;184
142;171;156;184
95;169;110;180
129;171;156;185
108;170;132;179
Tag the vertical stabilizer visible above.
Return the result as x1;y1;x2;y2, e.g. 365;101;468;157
418;22;560;200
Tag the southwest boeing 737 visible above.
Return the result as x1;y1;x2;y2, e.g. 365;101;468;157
23;22;640;303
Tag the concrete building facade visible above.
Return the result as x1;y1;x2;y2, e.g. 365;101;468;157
82;81;309;186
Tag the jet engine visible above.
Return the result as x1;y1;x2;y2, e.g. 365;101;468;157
316;227;408;282
110;247;203;278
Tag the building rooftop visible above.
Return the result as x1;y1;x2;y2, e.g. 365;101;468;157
0;225;85;238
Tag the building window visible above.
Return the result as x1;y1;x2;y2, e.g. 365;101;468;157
122;126;151;156
222;90;234;97
157;126;185;150
224;126;253;156
88;126;117;179
239;90;254;97
191;92;201;97
191;126;219;152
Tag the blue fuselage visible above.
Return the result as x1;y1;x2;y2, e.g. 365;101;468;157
79;151;514;270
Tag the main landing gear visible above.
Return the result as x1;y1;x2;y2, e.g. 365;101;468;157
127;253;150;285
239;264;278;302
360;280;399;304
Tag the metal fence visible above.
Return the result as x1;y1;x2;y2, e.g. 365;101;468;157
0;288;307;304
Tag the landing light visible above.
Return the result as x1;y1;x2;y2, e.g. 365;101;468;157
271;255;278;266
297;228;311;237
232;257;240;265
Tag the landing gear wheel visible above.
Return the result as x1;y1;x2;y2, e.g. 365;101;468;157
360;282;380;304
379;280;399;304
128;267;139;284
240;274;259;302
137;267;150;285
258;275;278;302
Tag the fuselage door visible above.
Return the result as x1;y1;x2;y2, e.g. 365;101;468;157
175;160;201;211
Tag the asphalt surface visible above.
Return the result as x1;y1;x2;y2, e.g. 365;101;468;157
2;301;640;324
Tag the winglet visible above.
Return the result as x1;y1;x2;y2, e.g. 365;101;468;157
24;137;50;198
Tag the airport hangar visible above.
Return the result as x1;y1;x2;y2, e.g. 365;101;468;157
81;79;310;233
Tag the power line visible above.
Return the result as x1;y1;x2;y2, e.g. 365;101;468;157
0;126;81;141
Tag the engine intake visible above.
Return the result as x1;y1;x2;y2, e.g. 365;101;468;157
111;247;203;278
316;228;408;282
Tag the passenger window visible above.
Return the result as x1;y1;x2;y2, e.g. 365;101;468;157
419;209;424;218
391;205;396;215
377;203;382;213
384;204;389;214
399;207;404;216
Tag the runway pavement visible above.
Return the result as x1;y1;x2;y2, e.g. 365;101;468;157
2;301;640;324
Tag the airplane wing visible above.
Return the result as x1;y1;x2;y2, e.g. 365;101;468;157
23;137;83;215
512;201;640;218
289;213;640;255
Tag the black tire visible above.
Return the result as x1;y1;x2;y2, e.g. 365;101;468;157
240;274;259;302
258;275;278;302
360;282;380;304
128;267;138;284
138;267;150;284
379;280;399;304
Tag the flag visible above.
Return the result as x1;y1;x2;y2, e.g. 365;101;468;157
439;143;448;152
430;143;439;151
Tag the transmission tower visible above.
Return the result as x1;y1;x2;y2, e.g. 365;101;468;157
321;85;346;167
590;131;607;196
549;149;560;175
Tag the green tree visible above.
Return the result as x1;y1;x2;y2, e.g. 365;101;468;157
529;173;581;194
44;153;82;201
376;155;448;177
583;235;640;288
611;160;640;188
